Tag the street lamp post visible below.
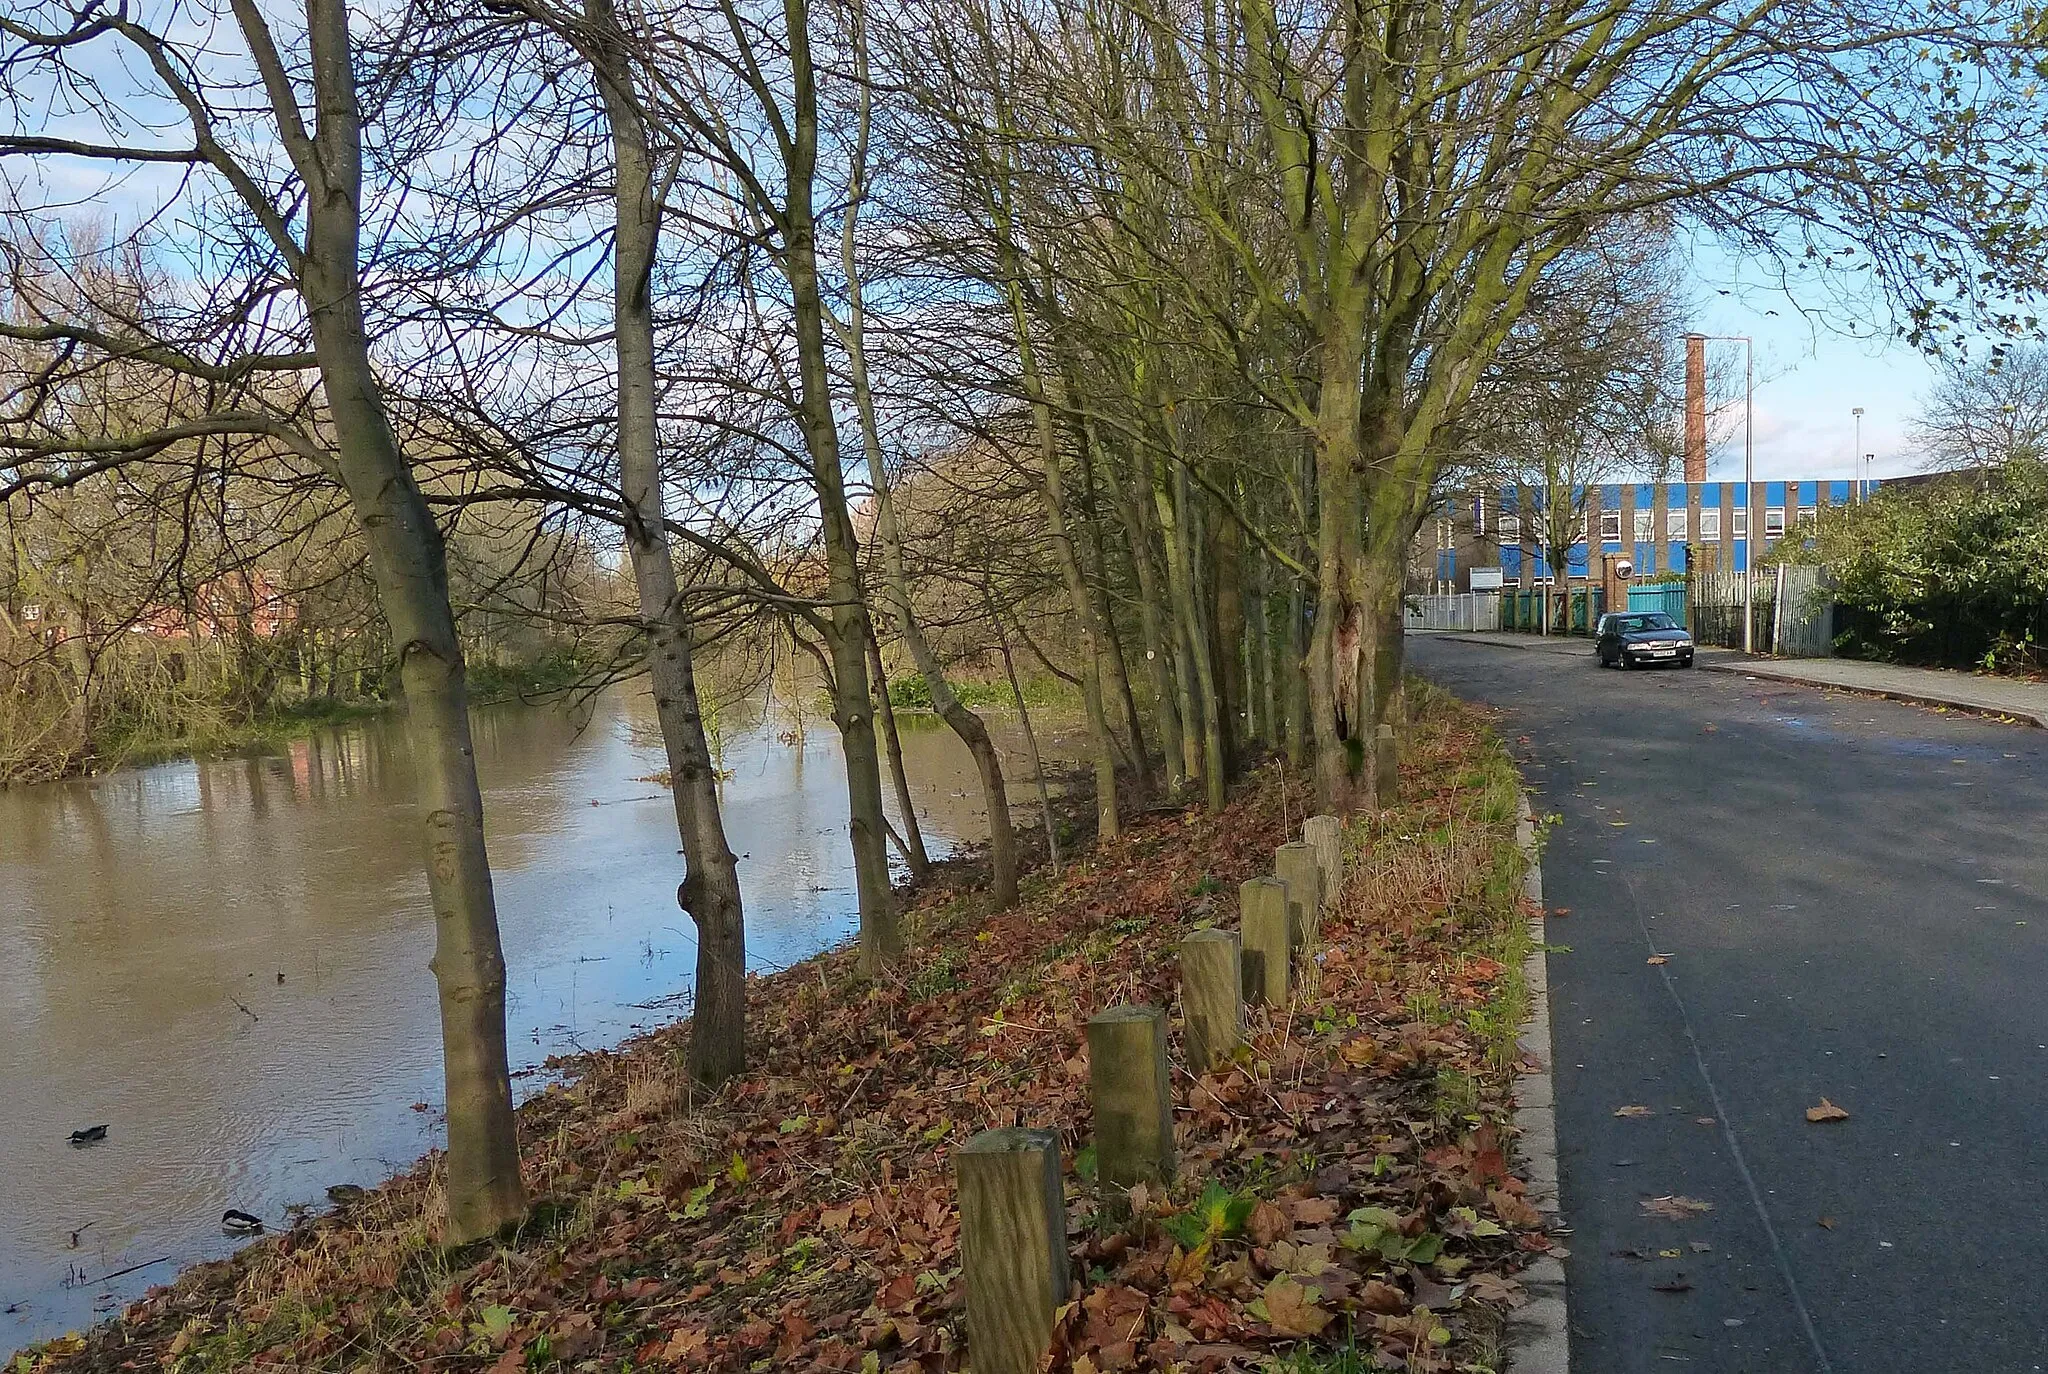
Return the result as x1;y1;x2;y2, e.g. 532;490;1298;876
1688;333;1756;652
1852;408;1865;502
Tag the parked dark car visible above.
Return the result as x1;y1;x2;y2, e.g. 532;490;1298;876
1595;611;1695;668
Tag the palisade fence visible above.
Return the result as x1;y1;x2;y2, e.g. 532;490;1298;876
1405;592;1501;632
1688;567;1836;657
1499;586;1607;636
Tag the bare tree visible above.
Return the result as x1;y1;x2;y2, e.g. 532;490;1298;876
1913;346;2048;473
1;0;527;1239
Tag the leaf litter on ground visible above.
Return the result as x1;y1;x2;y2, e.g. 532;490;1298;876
20;691;1543;1374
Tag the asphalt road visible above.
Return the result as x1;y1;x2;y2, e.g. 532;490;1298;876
1409;635;2048;1374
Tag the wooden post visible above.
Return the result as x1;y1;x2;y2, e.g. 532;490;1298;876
957;1127;1069;1374
1086;1005;1176;1191
1375;723;1398;806
1179;929;1243;1071
1302;815;1342;911
1275;841;1320;951
1239;876;1291;1006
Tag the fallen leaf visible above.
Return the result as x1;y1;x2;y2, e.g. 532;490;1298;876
1640;1195;1713;1220
1465;1271;1526;1308
1359;1279;1407;1315
1283;1196;1340;1225
1817;1216;1836;1230
1646;955;1669;966
1614;1105;1656;1118
663;1326;712;1359
1258;1276;1332;1337
1246;1201;1291;1247
1805;1098;1850;1124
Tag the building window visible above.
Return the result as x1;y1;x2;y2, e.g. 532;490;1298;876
1798;505;1818;529
1600;509;1622;541
1473;493;1487;534
1579;512;1590;545
1633;509;1654;543
1732;508;1749;539
1499;514;1521;544
1667;508;1688;542
1700;508;1721;541
1765;506;1786;537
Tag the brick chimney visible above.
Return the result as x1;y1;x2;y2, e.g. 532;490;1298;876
1684;334;1707;484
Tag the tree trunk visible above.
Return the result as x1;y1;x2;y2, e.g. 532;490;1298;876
1211;504;1245;781
780;1;898;968
1285;571;1308;768
1306;331;1371;815
588;0;747;1086
1156;462;1224;811
866;624;931;879
1075;413;1153;797
1113;458;1187;795
1246;549;1271;748
834;43;1017;908
1009;308;1119;843
300;0;523;1241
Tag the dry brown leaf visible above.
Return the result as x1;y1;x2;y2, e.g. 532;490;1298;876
1646;955;1669;966
1805;1098;1850;1124
1283;1196;1340;1225
1613;1105;1656;1118
1359;1279;1407;1314
1640;1195;1713;1220
1246;1200;1291;1248
1260;1276;1332;1338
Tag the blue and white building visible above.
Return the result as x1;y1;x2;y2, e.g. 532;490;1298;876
1421;478;1882;590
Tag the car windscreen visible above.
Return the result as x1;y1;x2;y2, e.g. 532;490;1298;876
1615;614;1677;632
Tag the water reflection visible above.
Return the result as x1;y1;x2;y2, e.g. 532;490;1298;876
0;687;1069;1348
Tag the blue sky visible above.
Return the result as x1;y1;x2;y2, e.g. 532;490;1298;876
1685;236;1951;484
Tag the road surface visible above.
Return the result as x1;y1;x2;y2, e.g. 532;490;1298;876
1409;635;2048;1373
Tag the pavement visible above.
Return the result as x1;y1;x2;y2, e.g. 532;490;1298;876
1420;631;2048;727
1409;634;2048;1374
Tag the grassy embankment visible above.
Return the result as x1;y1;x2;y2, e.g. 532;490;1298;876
16;684;1544;1374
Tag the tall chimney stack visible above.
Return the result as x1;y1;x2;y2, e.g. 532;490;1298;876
1684;334;1707;484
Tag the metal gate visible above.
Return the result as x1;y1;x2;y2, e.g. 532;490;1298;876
1626;580;1688;626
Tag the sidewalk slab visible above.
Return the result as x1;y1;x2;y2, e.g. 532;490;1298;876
1696;654;2048;727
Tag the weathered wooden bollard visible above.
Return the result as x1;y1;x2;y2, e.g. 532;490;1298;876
1239;876;1291;1006
1275;841;1321;951
957;1127;1069;1374
1087;1005;1176;1195
1375;723;1399;805
1302;815;1343;909
1179;929;1244;1072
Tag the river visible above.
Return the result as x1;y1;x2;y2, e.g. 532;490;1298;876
0;687;1068;1350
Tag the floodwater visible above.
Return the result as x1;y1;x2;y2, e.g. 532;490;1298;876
0;687;1070;1350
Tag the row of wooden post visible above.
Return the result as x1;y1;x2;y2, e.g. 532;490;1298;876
955;814;1350;1374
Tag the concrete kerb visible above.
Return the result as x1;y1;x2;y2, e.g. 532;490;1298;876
1508;794;1569;1374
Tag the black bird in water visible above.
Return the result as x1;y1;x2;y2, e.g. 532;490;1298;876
325;1184;367;1206
67;1125;108;1146
220;1209;264;1236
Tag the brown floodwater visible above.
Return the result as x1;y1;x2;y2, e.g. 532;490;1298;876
0;687;1074;1351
